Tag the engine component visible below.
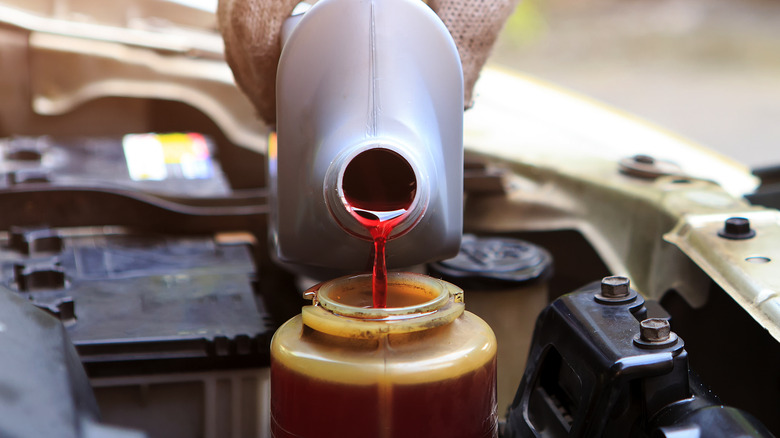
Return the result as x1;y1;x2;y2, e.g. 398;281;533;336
429;234;551;412
504;277;774;438
0;279;144;438
0;229;275;375
0;134;230;197
0;227;281;437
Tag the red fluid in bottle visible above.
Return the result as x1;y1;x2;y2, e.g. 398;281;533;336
341;148;416;308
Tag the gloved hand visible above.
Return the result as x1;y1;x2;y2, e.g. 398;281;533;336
218;0;519;126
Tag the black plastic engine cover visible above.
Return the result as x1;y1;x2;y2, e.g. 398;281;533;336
504;280;773;438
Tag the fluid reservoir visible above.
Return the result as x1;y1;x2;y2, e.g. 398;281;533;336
270;272;498;438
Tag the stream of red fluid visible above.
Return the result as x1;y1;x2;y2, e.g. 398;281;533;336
341;148;416;308
348;208;406;308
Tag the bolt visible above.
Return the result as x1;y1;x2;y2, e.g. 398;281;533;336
620;154;681;179
724;217;750;235
601;276;630;298
718;217;756;240
639;318;671;343
633;154;656;165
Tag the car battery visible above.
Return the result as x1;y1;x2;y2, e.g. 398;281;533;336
0;133;279;437
0;228;276;438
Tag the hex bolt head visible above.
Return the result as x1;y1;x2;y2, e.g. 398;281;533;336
639;318;671;343
601;276;630;298
718;217;756;240
633;154;656;165
620;154;682;179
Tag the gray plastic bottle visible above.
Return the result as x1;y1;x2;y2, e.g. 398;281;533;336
270;0;463;275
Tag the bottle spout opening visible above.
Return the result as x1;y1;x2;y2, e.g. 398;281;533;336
325;143;429;241
342;148;417;218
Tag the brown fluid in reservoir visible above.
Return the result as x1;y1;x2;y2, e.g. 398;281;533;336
271;357;498;438
342;148;416;308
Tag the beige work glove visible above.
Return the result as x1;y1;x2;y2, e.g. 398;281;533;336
218;0;519;126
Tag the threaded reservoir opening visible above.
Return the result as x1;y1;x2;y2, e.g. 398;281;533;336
309;273;461;321
322;275;442;310
342;148;417;213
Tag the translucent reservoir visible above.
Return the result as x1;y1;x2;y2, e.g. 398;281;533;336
270;273;498;438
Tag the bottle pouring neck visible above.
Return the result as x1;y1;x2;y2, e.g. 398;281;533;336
324;142;430;241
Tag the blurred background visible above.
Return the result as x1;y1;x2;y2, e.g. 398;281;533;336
491;0;780;169
152;0;780;170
